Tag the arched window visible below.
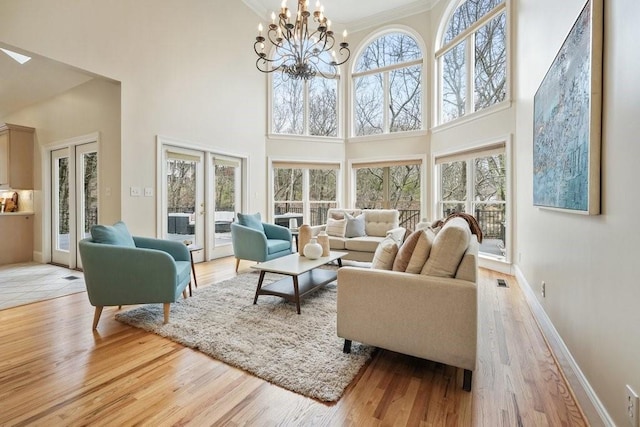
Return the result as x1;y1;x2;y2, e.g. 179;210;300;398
271;51;339;138
437;0;507;124
352;31;424;136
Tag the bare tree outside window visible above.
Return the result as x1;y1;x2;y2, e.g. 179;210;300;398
272;72;304;135
309;78;338;137
354;32;423;136
440;160;467;215
439;0;506;124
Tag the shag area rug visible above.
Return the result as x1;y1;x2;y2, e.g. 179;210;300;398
115;270;373;402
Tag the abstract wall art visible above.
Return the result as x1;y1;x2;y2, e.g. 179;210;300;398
533;0;603;214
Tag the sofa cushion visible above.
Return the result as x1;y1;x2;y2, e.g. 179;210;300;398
364;209;400;237
328;236;347;250
90;221;136;247
237;212;264;233
421;217;471;278
371;237;398;270
267;238;291;254
175;260;192;285
345;213;366;238
326;218;347;237
329;208;362;220
345;236;384;253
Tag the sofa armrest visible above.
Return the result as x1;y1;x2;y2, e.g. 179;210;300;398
337;267;477;370
263;222;292;241
133;236;190;262
386;227;407;244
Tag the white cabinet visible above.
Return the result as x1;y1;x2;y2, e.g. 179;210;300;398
0;123;35;189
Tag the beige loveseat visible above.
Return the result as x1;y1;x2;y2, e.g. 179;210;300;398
337;217;479;391
311;208;406;262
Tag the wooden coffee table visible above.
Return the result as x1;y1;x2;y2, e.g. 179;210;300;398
251;251;347;314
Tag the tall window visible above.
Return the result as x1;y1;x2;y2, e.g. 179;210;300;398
353;160;422;230
436;144;507;259
437;0;507;124
271;52;339;137
353;32;424;136
272;162;339;226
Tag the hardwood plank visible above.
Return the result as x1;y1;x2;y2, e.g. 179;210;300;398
0;260;587;426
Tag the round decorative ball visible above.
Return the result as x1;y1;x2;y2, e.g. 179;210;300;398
303;238;323;259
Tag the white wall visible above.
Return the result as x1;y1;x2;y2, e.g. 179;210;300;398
0;0;267;236
1;78;122;257
515;0;640;424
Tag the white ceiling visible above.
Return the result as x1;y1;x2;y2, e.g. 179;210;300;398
242;0;440;30
0;45;98;119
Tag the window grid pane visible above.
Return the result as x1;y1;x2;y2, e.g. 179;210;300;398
389;65;422;132
354;74;384;136
474;12;507;111
441;41;467;123
272;72;303;135
444;0;505;44
355;167;384;209
308;78;338;137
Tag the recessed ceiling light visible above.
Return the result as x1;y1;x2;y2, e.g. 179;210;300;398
1;48;31;65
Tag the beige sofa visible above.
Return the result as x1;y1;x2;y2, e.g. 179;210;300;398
311;208;406;262
336;217;479;391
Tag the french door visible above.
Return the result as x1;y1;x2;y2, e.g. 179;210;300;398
51;142;98;268
160;142;244;261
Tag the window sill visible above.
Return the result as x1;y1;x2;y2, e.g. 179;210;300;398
267;134;344;144
431;100;512;134
346;129;428;144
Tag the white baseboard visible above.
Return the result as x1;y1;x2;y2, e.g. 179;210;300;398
33;251;44;263
514;265;615;427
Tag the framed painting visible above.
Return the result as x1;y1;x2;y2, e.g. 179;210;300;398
533;0;603;214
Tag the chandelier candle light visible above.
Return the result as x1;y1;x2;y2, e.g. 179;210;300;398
254;0;350;80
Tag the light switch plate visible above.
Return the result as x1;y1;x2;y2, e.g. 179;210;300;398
130;186;141;197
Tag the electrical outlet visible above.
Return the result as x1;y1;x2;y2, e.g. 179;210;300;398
627;385;639;427
541;281;546;298
144;187;153;197
130;186;141;197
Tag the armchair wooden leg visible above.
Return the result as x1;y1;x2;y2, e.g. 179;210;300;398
182;289;188;299
92;306;103;330
343;339;352;354
463;369;472;391
163;303;170;324
235;258;240;272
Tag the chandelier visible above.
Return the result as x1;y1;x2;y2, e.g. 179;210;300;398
254;0;350;80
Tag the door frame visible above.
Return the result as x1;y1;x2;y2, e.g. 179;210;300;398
156;135;249;261
41;132;100;268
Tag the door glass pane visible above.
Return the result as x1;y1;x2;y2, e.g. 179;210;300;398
82;152;98;239
273;168;303;216
167;158;197;244
440;160;467;217
389;164;421;230
214;161;237;246
57;157;70;251
355;167;384;209
474;153;506;257
309;168;337;226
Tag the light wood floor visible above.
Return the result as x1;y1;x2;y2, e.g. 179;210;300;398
0;258;586;426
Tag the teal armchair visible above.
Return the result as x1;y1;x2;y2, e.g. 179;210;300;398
78;222;192;329
231;213;292;271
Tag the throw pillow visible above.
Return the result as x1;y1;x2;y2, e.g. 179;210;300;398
326;217;347;237
392;229;422;272
371;237;399;270
405;229;435;273
344;212;366;238
421;217;471;278
237;212;264;232
90;221;136;247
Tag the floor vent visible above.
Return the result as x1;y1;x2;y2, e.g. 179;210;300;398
497;278;508;288
63;275;80;281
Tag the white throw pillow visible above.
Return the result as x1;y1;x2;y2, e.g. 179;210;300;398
326;218;347;237
371;237;399;270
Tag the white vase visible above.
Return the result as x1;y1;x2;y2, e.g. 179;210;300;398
303;238;323;259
